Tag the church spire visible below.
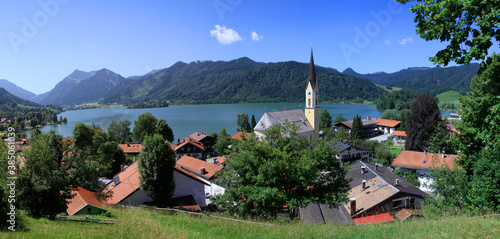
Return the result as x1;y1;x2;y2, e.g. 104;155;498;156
308;48;317;89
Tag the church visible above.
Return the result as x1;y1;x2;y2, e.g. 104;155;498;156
254;49;320;143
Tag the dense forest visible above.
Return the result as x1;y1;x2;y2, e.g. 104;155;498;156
375;89;423;110
343;64;479;94
102;58;385;105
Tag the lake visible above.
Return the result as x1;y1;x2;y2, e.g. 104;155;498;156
40;103;386;141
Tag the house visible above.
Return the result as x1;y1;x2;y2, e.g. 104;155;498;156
334;118;378;138
231;132;252;140
214;156;226;166
371;118;400;135
332;141;369;163
171;137;206;160
118;143;143;156
254;49;320;143
448;113;461;120
187;132;216;157
391;150;459;193
298;203;354;225
395;208;422;221
344;161;427;224
444;122;460;135
66;186;107;216
176;155;225;203
391;130;407;141
102;160;211;208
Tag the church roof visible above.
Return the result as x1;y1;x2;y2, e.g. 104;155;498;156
254;109;314;135
308;49;317;89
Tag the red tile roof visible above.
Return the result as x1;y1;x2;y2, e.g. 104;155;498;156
392;150;458;170
372;118;401;128
352;213;394;225
188;132;209;142
231;132;252;140
118;143;143;154
173;137;205;151
391;131;407;137
104;161;209;205
395;209;422;221
66;186;106;215
216;156;226;164
62;136;73;146
177;155;224;180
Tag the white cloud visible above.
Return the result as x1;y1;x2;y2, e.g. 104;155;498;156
210;25;242;45
251;31;263;41
384;39;392;45
398;37;414;45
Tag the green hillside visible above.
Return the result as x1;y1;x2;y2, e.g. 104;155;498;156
103;58;385;105
7;207;500;238
437;90;461;105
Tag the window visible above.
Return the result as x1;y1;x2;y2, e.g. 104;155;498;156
308;99;311;107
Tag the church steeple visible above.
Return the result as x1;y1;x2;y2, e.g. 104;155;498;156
307;48;317;89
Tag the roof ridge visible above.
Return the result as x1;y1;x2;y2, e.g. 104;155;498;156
360;161;399;192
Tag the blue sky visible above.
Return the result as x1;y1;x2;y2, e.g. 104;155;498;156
0;0;472;94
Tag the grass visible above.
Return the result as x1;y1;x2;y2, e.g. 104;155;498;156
437;90;461;105
389;146;405;156
376;84;402;93
2;207;500;238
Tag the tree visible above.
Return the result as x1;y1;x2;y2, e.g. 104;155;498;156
156;119;174;142
381;109;399;120
429;123;450;153
351;114;364;141
397;0;500;66
18;130;72;219
215;127;232;155
236;113;252;133
334;113;347;124
251;114;257;130
72;122;95;150
133;113;158;142
98;141;126;178
399;109;410;131
107;120;120;143
118;120;132;143
374;144;394;166
405;93;442;151
217;122;349;219
138;134;176;205
335;127;350;142
319;109;333;129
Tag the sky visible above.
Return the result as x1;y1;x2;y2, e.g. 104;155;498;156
0;0;482;95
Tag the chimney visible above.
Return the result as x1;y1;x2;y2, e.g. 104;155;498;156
200;167;206;175
177;139;180;143
361;166;366;175
120;164;124;172
362;180;366;191
438;149;441;154
367;115;370;119
353;140;356;147
350;198;357;215
424;149;426;155
394;179;399;186
375;163;378;171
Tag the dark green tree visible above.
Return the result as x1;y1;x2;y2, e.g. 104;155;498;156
18;130;72;219
215;127;232;155
351;114;364;141
118;120;132;143
72;122;95;150
429;123;450;153
138;134;176;205
319;109;333;130
217;122;349;219
397;0;500;66
399;109;410;131
98;141;127;178
405;94;442;151
236;113;252;132
250;114;257;130
133;113;158;142
335;127;350;142
334;113;347;124
156;119;174;142
107;120;120;143
381;109;399;120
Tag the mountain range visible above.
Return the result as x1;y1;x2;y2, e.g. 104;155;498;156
342;64;479;94
0;58;480;107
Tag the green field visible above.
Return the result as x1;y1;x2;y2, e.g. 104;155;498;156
437;91;461;105
376;84;402;93
390;146;405;156
3;207;499;238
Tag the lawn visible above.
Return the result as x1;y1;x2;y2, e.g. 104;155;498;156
437;90;461;105
3;207;499;238
376;84;402;93
390;146;405;156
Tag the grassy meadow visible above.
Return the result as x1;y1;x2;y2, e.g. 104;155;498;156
437;91;461;105
2;207;499;238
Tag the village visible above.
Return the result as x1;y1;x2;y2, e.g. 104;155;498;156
2;50;463;226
